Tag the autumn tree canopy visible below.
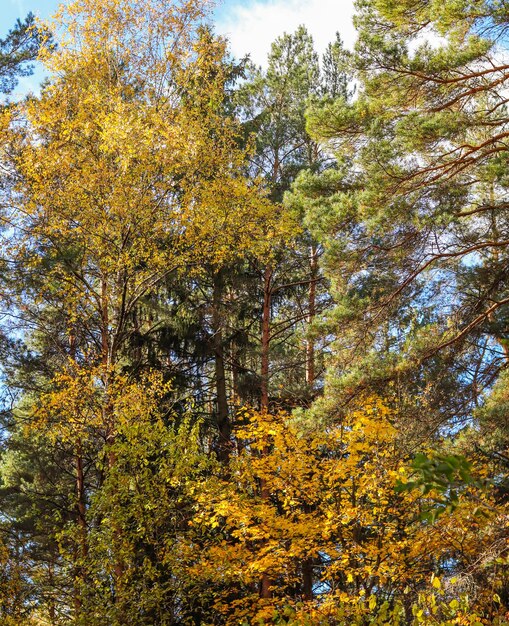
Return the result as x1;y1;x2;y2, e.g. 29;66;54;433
0;0;508;624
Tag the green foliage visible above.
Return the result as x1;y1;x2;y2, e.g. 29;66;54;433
0;0;508;624
0;13;50;95
396;453;478;521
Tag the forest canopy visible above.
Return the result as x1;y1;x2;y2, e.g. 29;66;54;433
0;0;508;624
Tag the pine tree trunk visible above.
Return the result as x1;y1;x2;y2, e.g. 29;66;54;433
305;245;318;389
70;331;88;615
213;269;231;462
75;443;87;559
260;264;272;598
261;265;272;410
48;561;57;624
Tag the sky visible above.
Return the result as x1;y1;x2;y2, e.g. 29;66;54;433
3;0;356;93
215;0;356;66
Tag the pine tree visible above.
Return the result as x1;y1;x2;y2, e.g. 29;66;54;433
292;0;509;435
0;13;49;96
0;0;276;620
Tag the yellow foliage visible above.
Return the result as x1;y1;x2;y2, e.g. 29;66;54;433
3;0;297;387
187;399;508;624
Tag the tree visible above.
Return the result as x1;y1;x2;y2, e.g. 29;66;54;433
0;13;49;97
0;0;276;620
189;400;503;624
2;0;509;622
0;13;53;625
235;26;348;414
291;0;509;435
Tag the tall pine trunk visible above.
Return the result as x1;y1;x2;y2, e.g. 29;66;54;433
261;265;272;411
70;331;88;615
305;245;318;389
213;269;231;462
260;264;272;599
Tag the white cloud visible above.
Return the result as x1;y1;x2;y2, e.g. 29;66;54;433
216;0;356;67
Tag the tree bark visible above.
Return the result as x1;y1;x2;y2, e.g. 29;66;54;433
302;557;313;601
212;269;231;463
261;265;272;410
70;331;88;615
75;444;87;558
305;245;318;389
260;264;273;599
